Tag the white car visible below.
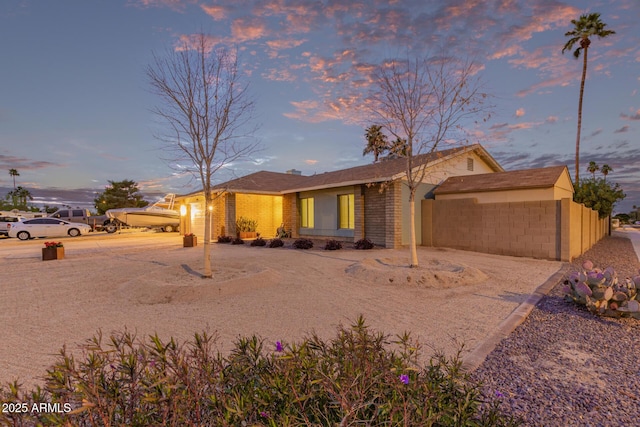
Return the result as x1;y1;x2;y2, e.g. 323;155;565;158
8;218;92;240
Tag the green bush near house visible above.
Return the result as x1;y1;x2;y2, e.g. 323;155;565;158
0;317;520;426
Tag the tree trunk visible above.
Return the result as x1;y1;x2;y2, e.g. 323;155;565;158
409;189;418;268
575;46;588;184
202;194;212;278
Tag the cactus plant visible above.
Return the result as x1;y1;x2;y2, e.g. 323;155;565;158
564;262;640;319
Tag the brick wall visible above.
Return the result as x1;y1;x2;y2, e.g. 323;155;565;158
283;193;297;238
385;181;403;248
422;197;608;261
363;184;387;246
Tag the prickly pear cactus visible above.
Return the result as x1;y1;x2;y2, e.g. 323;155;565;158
563;261;640;319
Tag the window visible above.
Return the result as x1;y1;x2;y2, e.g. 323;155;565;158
72;210;85;217
300;197;314;228
467;158;474;171
338;194;354;229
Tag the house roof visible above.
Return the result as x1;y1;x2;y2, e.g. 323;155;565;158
180;144;503;197
433;165;571;195
287;144;497;192
210;171;309;195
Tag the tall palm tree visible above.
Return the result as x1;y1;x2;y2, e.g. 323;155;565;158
600;164;612;183
562;12;615;184
587;161;599;179
363;125;389;163
8;169;19;189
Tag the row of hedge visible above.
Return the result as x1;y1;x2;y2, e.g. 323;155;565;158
1;317;519;426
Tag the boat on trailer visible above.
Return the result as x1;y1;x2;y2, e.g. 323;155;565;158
105;194;180;232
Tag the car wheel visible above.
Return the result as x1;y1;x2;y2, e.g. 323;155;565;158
68;228;81;237
17;231;30;241
164;225;174;233
105;223;117;233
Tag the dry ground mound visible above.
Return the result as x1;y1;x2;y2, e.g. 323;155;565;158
345;257;488;288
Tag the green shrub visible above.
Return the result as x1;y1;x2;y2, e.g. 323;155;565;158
292;238;313;249
354;237;374;249
0;318;519;426
216;235;232;243
250;237;267;247
231;237;244;245
268;238;284;248
324;239;343;250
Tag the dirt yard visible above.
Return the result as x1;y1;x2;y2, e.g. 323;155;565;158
0;231;563;390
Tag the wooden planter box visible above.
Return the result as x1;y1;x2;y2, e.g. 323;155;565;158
183;235;197;247
239;231;257;239
42;247;65;261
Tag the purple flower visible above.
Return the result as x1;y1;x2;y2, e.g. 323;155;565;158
260;411;269;418
276;341;283;352
399;374;409;385
494;390;504;398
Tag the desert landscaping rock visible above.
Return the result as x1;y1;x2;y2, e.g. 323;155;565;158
471;234;640;426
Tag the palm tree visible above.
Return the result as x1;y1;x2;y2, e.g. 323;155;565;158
587;161;599;179
363;125;389;163
600;164;612;183
562;13;615;184
6;186;32;208
387;137;408;159
8;169;19;189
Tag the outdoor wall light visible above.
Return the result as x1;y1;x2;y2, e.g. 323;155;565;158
180;205;187;216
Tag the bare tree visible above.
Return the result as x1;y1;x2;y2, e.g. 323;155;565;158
147;33;258;278
369;55;490;267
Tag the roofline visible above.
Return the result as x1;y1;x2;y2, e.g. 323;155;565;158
434;165;571;195
176;144;504;198
283;144;502;193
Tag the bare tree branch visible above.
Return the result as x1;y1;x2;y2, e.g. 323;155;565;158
368;53;491;267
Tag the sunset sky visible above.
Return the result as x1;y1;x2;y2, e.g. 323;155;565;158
1;0;638;213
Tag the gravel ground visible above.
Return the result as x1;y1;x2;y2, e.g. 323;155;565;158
471;235;640;426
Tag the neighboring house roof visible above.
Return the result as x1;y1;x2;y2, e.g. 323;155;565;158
181;144;503;196
434;165;571;195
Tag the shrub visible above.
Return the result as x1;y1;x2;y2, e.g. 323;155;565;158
250;237;266;247
354;238;374;250
231;237;244;245
216;235;232;243
0;318;519;426
324;239;343;250
268;238;284;248
293;238;314;249
235;216;257;232
563;260;640;318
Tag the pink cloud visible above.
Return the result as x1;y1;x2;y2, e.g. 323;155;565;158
621;108;640;121
515;108;525;117
231;17;268;42
201;4;229;20
174;33;221;52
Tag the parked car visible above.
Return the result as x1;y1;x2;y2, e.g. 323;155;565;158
7;218;92;240
49;208;110;231
0;216;21;236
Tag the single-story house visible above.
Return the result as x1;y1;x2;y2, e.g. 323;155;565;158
176;144;503;248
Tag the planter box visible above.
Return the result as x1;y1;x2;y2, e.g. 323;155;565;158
239;231;257;239
42;247;65;261
183;235;197;247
